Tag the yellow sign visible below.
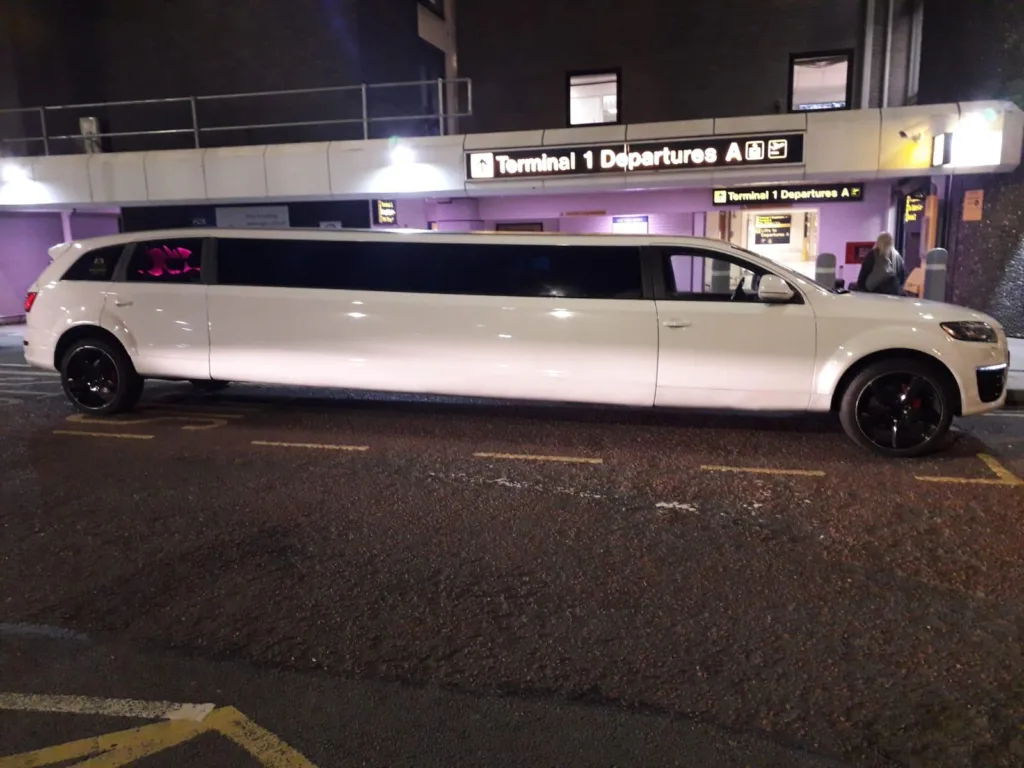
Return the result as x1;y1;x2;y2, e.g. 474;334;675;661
374;199;397;225
963;189;984;222
905;194;925;223
754;214;792;245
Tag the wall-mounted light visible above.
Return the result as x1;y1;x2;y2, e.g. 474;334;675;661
390;144;415;165
0;162;29;184
932;132;953;167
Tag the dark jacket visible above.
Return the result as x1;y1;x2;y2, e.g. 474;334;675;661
855;247;906;295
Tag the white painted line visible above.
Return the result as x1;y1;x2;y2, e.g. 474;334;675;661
252;440;369;451
0;363;31;368
655;501;698;512
53;430;154;440
473;452;603;465
0;692;215;722
701;464;826;477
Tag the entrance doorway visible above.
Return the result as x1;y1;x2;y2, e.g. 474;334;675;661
730;209;820;279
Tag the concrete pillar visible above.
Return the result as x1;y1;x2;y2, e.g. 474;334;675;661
923;247;948;302
816;252;837;287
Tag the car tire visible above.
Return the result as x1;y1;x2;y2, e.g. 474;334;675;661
839;358;955;458
190;379;230;393
60;338;144;415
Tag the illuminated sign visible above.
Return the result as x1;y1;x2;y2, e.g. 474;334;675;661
905;194;925;223
754;214;792;245
466;133;804;181
373;200;397;226
712;182;864;206
611;215;649;234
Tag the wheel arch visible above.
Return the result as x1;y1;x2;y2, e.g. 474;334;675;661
53;325;134;372
829;348;963;416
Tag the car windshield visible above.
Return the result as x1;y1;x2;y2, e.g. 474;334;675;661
726;244;839;294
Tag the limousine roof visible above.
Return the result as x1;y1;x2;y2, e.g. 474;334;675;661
56;228;734;254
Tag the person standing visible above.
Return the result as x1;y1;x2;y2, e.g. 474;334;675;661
855;232;906;295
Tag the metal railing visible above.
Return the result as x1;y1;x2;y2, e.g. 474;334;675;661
0;77;472;157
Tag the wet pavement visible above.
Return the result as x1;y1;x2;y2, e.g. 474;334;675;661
2;342;1024;767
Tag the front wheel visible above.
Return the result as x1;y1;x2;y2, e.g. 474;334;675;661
839;359;954;457
60;339;144;415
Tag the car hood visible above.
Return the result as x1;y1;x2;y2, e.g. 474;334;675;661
823;292;1002;327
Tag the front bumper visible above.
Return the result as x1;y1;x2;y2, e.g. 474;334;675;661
956;341;1009;416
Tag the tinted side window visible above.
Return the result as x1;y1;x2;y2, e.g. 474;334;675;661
216;238;642;300
125;239;205;284
61;245;125;281
665;251;770;303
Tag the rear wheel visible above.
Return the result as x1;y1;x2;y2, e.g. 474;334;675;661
190;379;230;393
839;358;954;457
60;339;143;415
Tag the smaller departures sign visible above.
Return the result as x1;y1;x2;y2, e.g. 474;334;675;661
712;183;865;206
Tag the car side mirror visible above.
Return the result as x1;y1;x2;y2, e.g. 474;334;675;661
758;274;795;303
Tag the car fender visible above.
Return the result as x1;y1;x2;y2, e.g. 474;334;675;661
813;324;964;402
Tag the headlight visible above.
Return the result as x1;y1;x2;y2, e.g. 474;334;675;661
941;321;998;343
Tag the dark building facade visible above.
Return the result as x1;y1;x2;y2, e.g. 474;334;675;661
918;0;1024;335
456;0;922;133
0;0;452;152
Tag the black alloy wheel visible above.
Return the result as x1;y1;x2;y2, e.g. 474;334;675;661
60;339;143;415
839;359;954;457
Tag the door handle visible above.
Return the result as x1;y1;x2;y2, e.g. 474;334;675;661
113;299;133;307
662;319;691;328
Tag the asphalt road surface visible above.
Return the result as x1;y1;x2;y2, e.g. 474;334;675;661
2;335;1024;767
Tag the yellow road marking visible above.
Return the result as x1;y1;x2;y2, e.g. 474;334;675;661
53;430;154;440
701;464;826;477
67;414;231;431
0;720;204;767
204;706;319;768
473;452;603;465
252;440;369;451
916;452;1023;486
0;693;319;767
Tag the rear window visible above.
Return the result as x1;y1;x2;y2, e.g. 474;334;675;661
125;239;205;284
61;245;125;281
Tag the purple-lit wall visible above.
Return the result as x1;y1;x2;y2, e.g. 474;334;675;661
0;213;63;318
389;183;894;283
69;212;120;240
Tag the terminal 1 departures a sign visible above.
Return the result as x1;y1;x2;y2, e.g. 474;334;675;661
712;183;865;205
466;133;804;181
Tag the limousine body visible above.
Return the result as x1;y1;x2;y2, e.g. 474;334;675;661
24;229;1009;457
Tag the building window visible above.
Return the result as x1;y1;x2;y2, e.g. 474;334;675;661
789;51;853;112
568;71;620;126
419;0;443;18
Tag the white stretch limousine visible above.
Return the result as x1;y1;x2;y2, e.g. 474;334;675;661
24;229;1009;456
